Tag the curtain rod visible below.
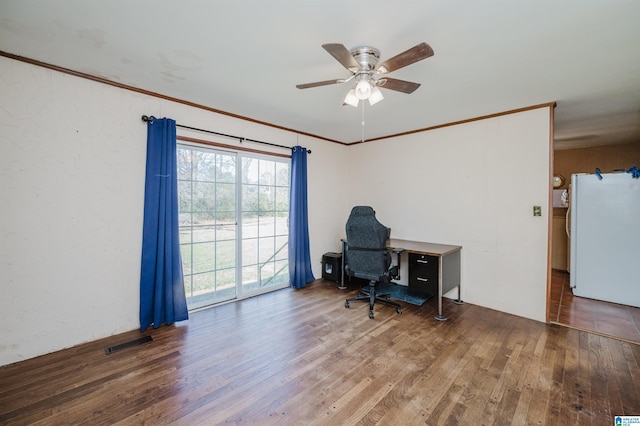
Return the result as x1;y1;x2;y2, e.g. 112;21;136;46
141;115;310;154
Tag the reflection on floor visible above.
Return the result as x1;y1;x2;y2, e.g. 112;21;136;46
549;269;640;344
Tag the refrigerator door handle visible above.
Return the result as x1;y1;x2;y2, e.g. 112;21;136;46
565;202;571;238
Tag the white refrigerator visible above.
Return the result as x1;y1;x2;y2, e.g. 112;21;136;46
569;172;640;308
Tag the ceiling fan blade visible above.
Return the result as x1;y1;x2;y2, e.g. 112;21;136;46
377;77;421;94
377;42;434;74
296;79;343;89
322;43;360;71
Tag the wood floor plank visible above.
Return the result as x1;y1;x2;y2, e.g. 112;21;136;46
1;279;639;425
526;333;557;424
510;330;546;425
547;333;568;424
557;332;584;425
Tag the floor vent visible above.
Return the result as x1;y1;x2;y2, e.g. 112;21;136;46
104;335;153;355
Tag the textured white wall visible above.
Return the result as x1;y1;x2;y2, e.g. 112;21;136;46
0;57;348;366
347;108;551;322
0;61;149;366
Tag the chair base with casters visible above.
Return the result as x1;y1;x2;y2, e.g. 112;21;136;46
345;280;403;319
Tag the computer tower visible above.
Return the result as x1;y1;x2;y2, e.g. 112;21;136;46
321;252;342;282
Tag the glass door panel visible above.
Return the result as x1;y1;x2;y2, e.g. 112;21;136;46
178;146;238;310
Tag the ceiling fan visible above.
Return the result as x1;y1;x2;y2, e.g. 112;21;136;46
296;42;434;107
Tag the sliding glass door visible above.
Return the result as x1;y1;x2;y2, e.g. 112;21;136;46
178;144;290;310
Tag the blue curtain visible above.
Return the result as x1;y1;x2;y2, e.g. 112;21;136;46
289;146;315;289
139;117;188;330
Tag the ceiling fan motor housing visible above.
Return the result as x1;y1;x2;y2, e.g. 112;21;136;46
350;46;380;72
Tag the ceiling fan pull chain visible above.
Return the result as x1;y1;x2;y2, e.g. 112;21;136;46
361;101;365;142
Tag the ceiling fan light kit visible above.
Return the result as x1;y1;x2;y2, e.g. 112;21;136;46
343;82;383;107
297;42;434;107
343;89;359;107
355;77;372;100
368;86;384;105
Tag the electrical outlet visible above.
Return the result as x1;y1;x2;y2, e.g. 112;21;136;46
533;206;542;217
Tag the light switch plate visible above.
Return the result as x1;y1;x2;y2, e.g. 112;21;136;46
533;206;542;216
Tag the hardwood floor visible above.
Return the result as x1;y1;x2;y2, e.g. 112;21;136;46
2;280;640;425
549;269;640;344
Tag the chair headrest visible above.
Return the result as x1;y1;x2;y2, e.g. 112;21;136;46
350;206;375;217
346;205;389;246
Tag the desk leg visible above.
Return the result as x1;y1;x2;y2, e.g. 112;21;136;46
338;240;347;290
434;256;447;321
453;285;463;305
452;251;463;305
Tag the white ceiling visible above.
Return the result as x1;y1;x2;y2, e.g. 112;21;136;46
1;1;639;149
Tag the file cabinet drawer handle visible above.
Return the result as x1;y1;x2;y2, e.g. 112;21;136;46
416;259;429;264
416;277;429;282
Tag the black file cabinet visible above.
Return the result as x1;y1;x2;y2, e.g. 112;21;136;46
408;252;438;299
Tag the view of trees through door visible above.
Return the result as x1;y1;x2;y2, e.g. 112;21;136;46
178;144;290;310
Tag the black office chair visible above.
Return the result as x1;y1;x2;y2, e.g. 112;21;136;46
344;206;403;319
